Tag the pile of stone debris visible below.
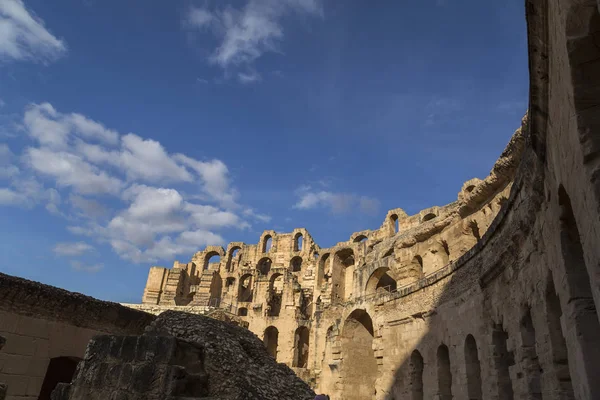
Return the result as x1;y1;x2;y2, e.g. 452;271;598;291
52;310;315;400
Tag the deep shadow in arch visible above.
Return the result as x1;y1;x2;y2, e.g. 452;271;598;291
38;356;82;400
465;334;482;400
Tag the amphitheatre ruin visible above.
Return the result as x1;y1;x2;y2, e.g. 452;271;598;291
2;0;600;399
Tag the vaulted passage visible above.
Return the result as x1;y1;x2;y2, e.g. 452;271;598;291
437;344;453;400
263;326;279;360
410;350;424;400
519;309;542;399
38;357;81;400
340;309;377;400
465;335;482;400
293;326;310;368
557;186;600;398
493;325;515;400
545;274;574;398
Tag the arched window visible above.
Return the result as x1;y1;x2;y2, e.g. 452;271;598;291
267;273;284;317
227;246;241;272
422;213;436;222
293;326;310;368
204;252;221;270
410;350;424;400
257;257;272;276
294;233;303;251
38;357;82;400
354;235;368;243
365;267;397;295
238;274;253;302
237;307;248;316
262;235;273;253
437;344;453;400
465;185;475;193
290;256;303;272
331;249;355;303
465;335;482;400
390;214;399;233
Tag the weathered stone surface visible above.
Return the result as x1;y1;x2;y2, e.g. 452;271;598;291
53;311;314;400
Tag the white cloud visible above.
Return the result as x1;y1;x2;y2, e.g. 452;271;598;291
293;185;380;215
70;260;103;273
184;0;323;81
0;0;67;63
53;241;94;256
3;102;269;264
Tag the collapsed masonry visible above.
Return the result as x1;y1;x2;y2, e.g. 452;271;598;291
51;311;314;400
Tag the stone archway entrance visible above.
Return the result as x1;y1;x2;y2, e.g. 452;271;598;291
340;309;377;400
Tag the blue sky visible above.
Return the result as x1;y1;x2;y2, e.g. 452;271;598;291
0;0;528;303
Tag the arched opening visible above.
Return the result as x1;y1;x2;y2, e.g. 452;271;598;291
257;257;272;276
225;277;236;293
294;232;303;251
557;186;600;396
313;251;319;260
227;246;241;272
237;307;248;316
290;256;303;272
331;248;355;303
354;234;368;243
267;273;284;317
238;273;253;302
437;344;453;400
38;356;82;400
545;273;574;397
465;185;475;193
263;326;279;360
318;253;331;286
492;324;515;400
208;273;222;307
566;5;600;207
390;214;399;233
365;267;397;295
465;335;483;400
293;326;310;368
340;309;377;400
204;252;221;270
262;235;273;252
520;309;542;399
470;221;481;241
422;213;436;222
410;350;424;400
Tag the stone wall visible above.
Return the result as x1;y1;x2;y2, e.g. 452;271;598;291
0;273;155;400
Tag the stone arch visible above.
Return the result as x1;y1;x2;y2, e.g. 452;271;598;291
557;185;600;397
331;248;355;303
293;326;310;368
365;267;397;295
267;273;284;317
437;344;453;400
263;326;279;360
545;272;574;397
317;253;331;287
410;350;424;400
208;272;222;307
226;246;241;272
294;232;303;251
340;309;377;400
422;212;436;222
204;251;221;270
257;257;272;276
465;335;482;400
492;324;515;400
390;214;399;234
238;273;253;302
262;234;273;253
38;356;82;400
354;234;368;243
290;256;303;272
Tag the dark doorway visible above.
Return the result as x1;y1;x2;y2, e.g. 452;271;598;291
38;356;81;400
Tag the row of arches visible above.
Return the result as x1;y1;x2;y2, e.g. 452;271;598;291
262;325;310;368
261;232;306;253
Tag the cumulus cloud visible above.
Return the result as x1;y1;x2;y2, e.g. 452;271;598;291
70;260;103;273
293;185;380;215
53;241;95;256
1;102;269;264
0;0;67;63
184;0;323;82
